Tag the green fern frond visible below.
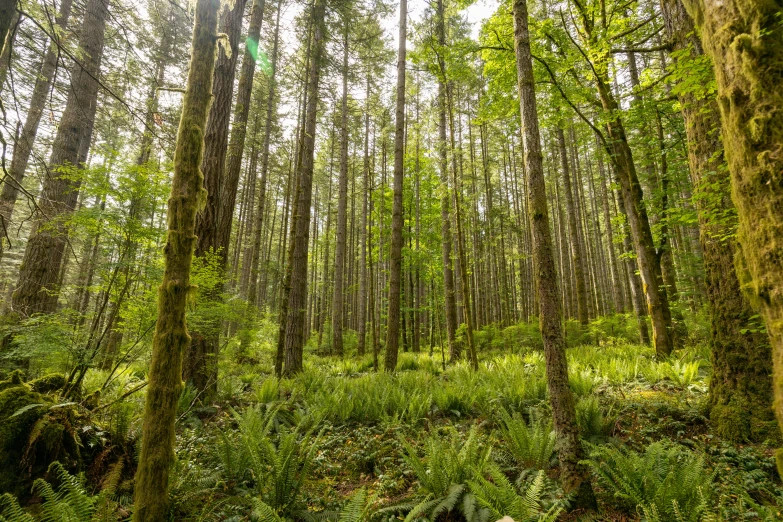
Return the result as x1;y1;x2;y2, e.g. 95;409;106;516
0;493;34;522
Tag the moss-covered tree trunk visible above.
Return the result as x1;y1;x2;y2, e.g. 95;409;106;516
661;0;774;442
680;0;783;448
512;0;596;509
132;1;220;520
11;0;107;317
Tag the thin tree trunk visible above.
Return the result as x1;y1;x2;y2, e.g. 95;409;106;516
384;0;406;371
512;0;596;508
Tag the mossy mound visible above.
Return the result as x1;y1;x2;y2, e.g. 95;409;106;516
0;370;25;392
0;383;82;496
29;374;66;394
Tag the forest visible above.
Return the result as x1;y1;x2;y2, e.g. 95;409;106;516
0;0;781;519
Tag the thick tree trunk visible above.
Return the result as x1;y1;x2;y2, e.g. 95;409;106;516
0;0;73;262
512;0;596;508
185;0;245;394
332;24;350;357
384;0;406;371
133;0;220;519
11;0;107;317
282;0;325;376
666;0;776;441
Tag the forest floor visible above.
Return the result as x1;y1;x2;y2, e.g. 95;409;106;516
2;319;783;521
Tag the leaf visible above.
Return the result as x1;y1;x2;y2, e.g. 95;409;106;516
10;403;44;418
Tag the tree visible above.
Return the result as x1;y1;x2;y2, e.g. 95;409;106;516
662;0;774;442
11;0;109;317
681;0;783;449
133;0;221;519
0;0;73;262
512;0;596;508
384;0;407;371
332;20;351;357
281;0;326;376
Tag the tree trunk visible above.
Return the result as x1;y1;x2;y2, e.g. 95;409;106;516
242;1;280;351
664;0;775;442
218;0;265;257
0;0;73;262
11;0;107;317
332;24;350;357
282;0;325;376
557;127;588;325
185;0;245;394
133;0;220;519
357;75;371;356
384;0;406;371
436;0;458;361
512;0;596;508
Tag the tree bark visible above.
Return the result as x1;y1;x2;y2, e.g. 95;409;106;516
185;0;246;394
0;0;73;262
332;23;350;357
384;0;406;371
133;0;220;519
557;127;588;325
664;0;775;442
512;0;596;508
282;0;325;376
11;0;107;317
436;0;458;361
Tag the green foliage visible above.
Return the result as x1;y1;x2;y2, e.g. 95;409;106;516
397;426;492;522
584;441;714;521
495;407;555;470
469;467;562;522
0;462;118;522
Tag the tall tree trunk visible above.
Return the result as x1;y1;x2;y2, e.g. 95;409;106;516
436;0;458;361
0;0;73;262
11;0;107;317
447;85;478;369
664;0;775;442
357;76;371;356
219;0;265;257
384;0;406;371
512;0;596;508
186;0;245;394
242;0;281;351
332;23;350;357
557;127;588;325
133;0;220;519
282;0;325;376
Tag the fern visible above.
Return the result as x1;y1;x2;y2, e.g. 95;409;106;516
338;487;379;522
496;408;555;470
396;427;492;522
584;441;713;522
469;466;561;522
0;494;34;522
